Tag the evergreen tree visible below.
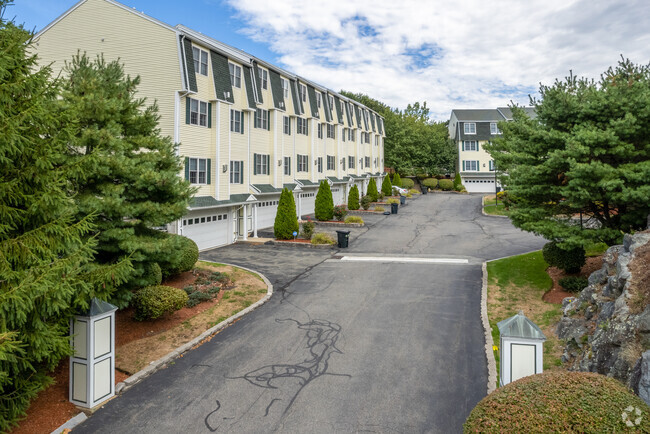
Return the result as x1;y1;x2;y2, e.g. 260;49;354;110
0;9;127;429
348;185;360;210
315;180;334;221
60;53;194;306
367;178;379;202
453;173;462;189
274;188;299;239
381;175;392;196
392;172;402;187
486;58;650;247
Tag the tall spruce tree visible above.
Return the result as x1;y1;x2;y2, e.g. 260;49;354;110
391;173;402;187
486;58;650;247
315;180;334;221
274;188;299;239
367;178;379;202
381;175;392;196
348;185;360;210
0;8;128;429
60;54;194;306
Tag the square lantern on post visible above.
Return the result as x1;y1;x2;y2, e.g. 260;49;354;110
69;298;118;409
497;310;546;387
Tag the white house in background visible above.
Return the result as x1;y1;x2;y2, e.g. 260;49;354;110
448;107;536;193
34;0;386;251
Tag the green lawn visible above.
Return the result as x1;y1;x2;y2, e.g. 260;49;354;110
487;250;563;386
483;197;511;216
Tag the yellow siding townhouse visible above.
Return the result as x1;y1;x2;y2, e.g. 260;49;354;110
34;0;386;251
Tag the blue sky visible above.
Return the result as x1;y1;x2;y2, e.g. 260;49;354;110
7;0;650;120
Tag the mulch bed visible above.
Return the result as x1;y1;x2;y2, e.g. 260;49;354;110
543;256;603;304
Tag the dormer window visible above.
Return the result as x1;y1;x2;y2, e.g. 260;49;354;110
229;63;241;88
281;78;289;98
192;47;208;76
464;123;476;134
299;84;307;103
490;122;501;135
258;67;268;90
316;93;322;108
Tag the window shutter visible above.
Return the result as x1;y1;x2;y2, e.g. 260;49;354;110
476;161;480;171
462;160;465;171
240;161;244;184
185;98;191;124
207;159;211;184
230;161;233;183
254;154;258;175
184;157;190;180
241;112;244;134
254;111;258;128
208;103;212;128
267;111;270;131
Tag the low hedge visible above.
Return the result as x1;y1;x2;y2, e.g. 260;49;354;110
132;285;188;321
422;178;438;190
345;216;364;224
542;241;586;274
559;276;589;292
439;179;454;191
311;233;335;245
401;178;414;189
464;371;650;432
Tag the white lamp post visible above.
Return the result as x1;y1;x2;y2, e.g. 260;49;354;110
69;298;118;408
497;310;546;387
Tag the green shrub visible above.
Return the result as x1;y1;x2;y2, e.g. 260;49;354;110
311;233;335;245
274;188;299;239
439;179;454;191
333;205;347;221
186;291;212;308
367;178;379;202
392;172;402;186
129;261;163;288
386;198;399;205
301;219;315;240
381;175;392;196
348;185;360;210
401;178;414;189
374;206;384;212
409;189;420;194
542;241;586;274
422;178;438;190
559;276;589;292
345;216;364;224
360;195;372;210
133;285;188;320
453;172;462;189
464;371;650;433
406;193;412;198
159;235;199;278
454;183;464;192
315;180;334;221
416;173;428;181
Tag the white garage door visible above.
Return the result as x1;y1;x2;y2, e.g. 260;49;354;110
257;198;279;229
299;191;316;217
182;210;230;251
331;187;344;206
463;177;496;193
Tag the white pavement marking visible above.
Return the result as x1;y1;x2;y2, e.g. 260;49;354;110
339;256;469;264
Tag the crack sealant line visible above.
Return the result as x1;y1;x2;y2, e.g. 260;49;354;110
482;261;497;395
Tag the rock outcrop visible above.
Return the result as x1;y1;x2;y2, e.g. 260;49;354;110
558;231;650;403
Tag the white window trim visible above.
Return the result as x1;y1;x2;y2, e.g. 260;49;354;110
284;156;291;175
189;98;208;127
462;160;479;171
230;109;243;133
299;84;307;103
281;78;289;98
192;47;208;76
464;122;476;134
230;160;243;184
258;67;268;90
229;63;241;88
189;157;208;184
463;140;478;152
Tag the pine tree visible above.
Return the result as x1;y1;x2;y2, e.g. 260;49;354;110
315;180;334;221
0;9;128;429
274;188;299;239
392;172;402;187
381;175;392;196
348;185;360;210
367;178;379;202
60;53;194;306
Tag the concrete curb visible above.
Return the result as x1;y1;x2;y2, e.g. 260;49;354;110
481;261;498;395
310;221;364;228
115;263;273;394
481;195;509;219
268;240;334;248
51;412;87;434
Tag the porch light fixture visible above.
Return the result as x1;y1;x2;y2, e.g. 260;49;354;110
222;164;228;173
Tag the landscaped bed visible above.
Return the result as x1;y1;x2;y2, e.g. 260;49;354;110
9;262;268;434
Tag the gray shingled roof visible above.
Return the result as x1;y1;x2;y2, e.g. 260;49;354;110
497;106;537;120
243;65;258;109
181;37;197;92
269;70;284;110
333;96;344;125
297;179;318;187
211;50;234;103
322;92;332;122
189;196;232;209
327;176;347;184
251;61;263;104
451;109;503;122
283;183;297;191
307;85;320;118
251;184;281;194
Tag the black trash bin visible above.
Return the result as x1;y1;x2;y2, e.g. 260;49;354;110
421;188;427;195
390;203;398;214
336;230;351;248
400;195;406;205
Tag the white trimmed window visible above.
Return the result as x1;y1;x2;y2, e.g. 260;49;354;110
192;47;208;76
188;158;208;184
258;67;268;90
229;63;241;88
189;98;208;127
364;110;369;127
284;157;291;175
253;153;270;175
490;122;501;135
364;156;370;168
254;109;269;130
230;109;243;133
317;123;323;139
297;117;308;135
297;154;308;172
374;136;379;146
464;123;476;134
327;155;335;170
342;158;346;171
463;140;478;151
283;116;291;135
348;156;355;169
317;157;323;173
299;84;307;102
230;160;243;183
281;78;289;98
489;160;495;171
328;95;334;112
349;129;355;141
326;124;335;139
316;93;322;108
462;160;479;171
342;128;347;142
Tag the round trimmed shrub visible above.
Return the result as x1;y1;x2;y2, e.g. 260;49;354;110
422;178;438;190
381;175;392;196
464;371;650;433
439;179;454;191
348;184;360;210
360;195;372;210
559;276;589;292
542;241;586;274
401;178;414;189
133;285;188;321
159;235;199;278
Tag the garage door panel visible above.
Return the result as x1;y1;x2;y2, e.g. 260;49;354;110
257;198;279;229
183;210;230;251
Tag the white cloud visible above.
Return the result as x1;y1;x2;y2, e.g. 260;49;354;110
225;0;650;120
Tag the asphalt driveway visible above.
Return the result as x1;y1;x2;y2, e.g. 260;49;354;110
75;193;545;433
